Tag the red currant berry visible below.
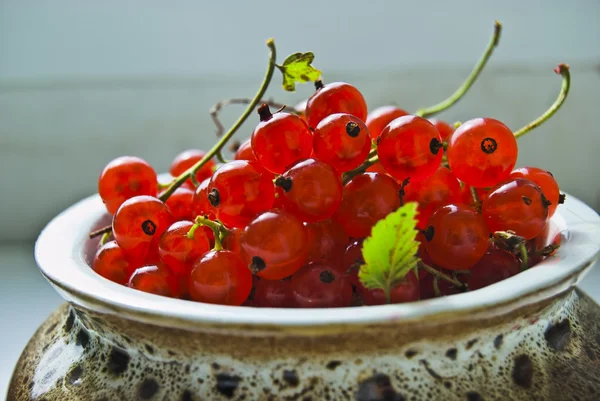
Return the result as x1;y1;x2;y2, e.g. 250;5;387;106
164;187;195;221
251;104;313;174
170;149;215;187
207;160;275;228
468;249;520;291
275;158;342;222
333;173;400;238
424;204;489;270
240;210;309;280
305;81;368;128
290;264;353;308
128;265;176;297
113;195;174;264
253;277;294;308
342;239;364;287
428;119;455;141
509;167;562;217
93;241;136;285
189;250;252;306
403;166;462;229
313;113;372;172
158;221;211;276
377;115;443;183
482;178;550;240
223;227;243;254
305;219;349;266
357;270;420;305
234;138;255;162
366;106;409;141
98;156;158;214
366;162;389;175
447;118;518;188
193;178;215;219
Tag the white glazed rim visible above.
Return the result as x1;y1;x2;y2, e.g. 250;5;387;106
35;193;600;328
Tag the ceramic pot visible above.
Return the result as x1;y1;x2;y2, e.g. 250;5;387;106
7;193;600;401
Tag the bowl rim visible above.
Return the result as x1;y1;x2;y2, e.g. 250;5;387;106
35;192;600;328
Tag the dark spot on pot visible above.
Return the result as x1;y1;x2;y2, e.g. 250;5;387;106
145;344;154;354
356;373;405;401
445;348;457;360
326;360;342;370
76;328;90;349
466;391;484;401
181;390;194;401
545;319;571;351
139;378;159;399
512;354;533;388
466;338;479;349
420;360;442;380
215;373;241;398
405;349;417;359
107;346;130;375
67;365;83;385
211;362;221;370
282;369;299;387
444;381;452;389
65;310;75;332
494;334;503;349
45;322;58;334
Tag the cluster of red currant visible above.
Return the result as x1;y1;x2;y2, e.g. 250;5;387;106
90;29;570;308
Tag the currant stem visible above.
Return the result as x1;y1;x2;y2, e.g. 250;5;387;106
513;64;571;139
99;232;111;246
519;243;529;271
215;151;227;164
419;261;467;290
89;225;113;239
470;186;482;212
415;21;502;118
190;215;229;250
159;39;277;202
341;155;379;184
534;243;560;257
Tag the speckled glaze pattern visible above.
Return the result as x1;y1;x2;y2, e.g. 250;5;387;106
8;288;600;401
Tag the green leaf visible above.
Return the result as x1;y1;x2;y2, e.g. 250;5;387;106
277;52;322;92
358;202;421;300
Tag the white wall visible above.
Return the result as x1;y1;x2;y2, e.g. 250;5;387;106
1;0;599;241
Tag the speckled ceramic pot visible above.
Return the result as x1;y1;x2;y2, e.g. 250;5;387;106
8;193;600;401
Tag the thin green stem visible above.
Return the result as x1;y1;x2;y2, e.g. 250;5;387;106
159;39;277;202
190;216;229;250
470;186;482;212
415;21;502;118
420;262;467;290
99;232;111;246
519;243;529;271
342;155;379;184
513;64;571;139
215;151;227;164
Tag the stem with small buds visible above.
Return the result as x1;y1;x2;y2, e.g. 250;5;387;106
513;64;571;139
188;215;230;251
415;21;502;118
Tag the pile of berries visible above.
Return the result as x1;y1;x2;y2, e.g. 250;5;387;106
92;76;565;308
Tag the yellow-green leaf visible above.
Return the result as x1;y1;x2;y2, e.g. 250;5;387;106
277;52;322;92
358;202;421;298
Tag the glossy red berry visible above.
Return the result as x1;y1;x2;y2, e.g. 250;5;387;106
222;227;242;255
164;187;195;221
251;104;313;174
291;264;353;308
193;178;215;219
275;158;342;222
429;119;455;140
482;178;550;240
313;113;372;172
357;270;420;305
510;167;562;217
333;173;400;238
93;241;136;285
158;221;211;276
424;204;490;270
98;156;158;214
170;149;215;187
468;249;521;291
113;195;174;264
447;118;518;188
234;138;255;162
207;160;275;228
128;265;176;297
189;250;253;306
305;219;349;266
377;115;443;182
342;239;364;287
240;210;309;280
253;277;294;308
366;106;409;141
305;81;368;129
366;162;389;175
403;166;462;229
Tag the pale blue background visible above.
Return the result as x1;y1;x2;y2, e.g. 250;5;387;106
1;0;599;397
